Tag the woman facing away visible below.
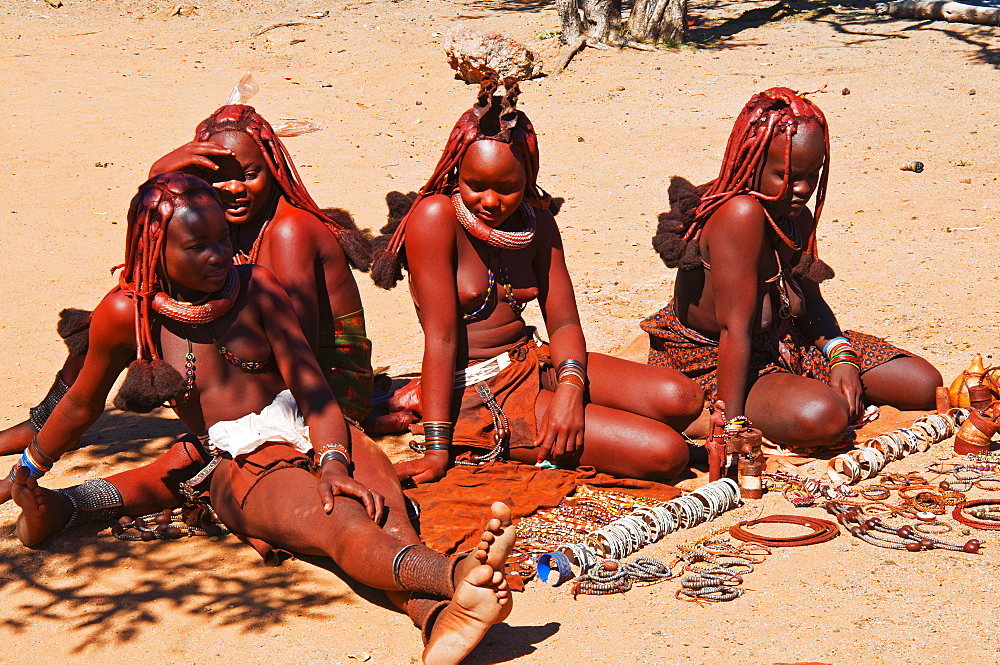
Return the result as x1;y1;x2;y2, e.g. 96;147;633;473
371;74;704;485
10;172;515;665
0;104;376;506
642;87;942;449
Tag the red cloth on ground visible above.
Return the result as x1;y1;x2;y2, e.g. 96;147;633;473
404;460;680;589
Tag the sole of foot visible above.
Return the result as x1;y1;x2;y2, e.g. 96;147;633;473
455;501;515;586
422;564;511;665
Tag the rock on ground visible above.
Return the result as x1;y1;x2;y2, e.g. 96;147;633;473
443;22;544;83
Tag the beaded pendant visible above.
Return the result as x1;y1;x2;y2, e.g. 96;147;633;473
182;348;197;400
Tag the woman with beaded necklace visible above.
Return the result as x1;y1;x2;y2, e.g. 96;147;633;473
10;172;517;665
372;75;704;484
0;104;379;510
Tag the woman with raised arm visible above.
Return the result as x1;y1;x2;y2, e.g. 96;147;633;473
10;173;515;665
643;88;941;449
0;105;380;507
371;75;704;485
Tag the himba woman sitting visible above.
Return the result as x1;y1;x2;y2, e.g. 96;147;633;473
0;105;377;510
642;87;941;449
372;74;704;485
10;173;515;665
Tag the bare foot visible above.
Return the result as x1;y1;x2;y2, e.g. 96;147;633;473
422;564;512;665
455;501;515;585
0;420;36;457
11;466;72;547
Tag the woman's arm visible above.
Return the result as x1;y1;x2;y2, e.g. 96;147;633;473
261;214;323;353
702;196;768;423
396;196;461;483
798;280;863;419
34;290;137;461
148;140;233;179
532;211;586;462
251;266;382;518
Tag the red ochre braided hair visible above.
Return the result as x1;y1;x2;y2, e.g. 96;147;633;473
114;172;222;413
196;104;373;271
370;73;550;289
653;87;834;284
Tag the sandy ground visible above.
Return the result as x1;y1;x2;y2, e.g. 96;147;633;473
2;0;1000;662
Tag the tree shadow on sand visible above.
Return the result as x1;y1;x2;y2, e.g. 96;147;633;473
450;0;1000;69
0;407;356;653
0;522;353;653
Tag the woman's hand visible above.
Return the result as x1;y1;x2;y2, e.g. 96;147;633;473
149;141;233;178
534;386;585;463
829;364;864;422
317;462;385;522
393;450;449;485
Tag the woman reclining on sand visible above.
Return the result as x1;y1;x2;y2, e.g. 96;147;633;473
9;172;515;665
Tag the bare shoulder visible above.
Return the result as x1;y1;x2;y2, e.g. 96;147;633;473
90;288;138;346
405;194;458;247
707;195;767;233
268;199;330;253
243;263;281;293
533;207;563;248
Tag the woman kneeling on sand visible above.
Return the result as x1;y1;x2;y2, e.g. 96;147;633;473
10;172;515;665
371;74;704;485
643;87;942;450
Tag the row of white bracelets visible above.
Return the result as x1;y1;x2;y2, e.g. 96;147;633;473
559;479;742;567
827;410;968;485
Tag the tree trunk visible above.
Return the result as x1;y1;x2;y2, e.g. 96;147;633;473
628;0;688;44
557;0;628;47
558;0;587;44
876;0;1000;25
585;0;627;45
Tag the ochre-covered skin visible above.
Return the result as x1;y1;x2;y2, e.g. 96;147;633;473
10;174;515;664
650;88;941;449
377;76;704;485
0;105;374;501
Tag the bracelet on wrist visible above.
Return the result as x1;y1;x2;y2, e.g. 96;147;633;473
556;359;587;391
822;336;851;358
319;450;351;469
317;442;351;465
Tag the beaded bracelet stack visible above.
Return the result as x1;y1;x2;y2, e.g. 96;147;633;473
674;534;769;603
8;437;57;482
317;442;351;469
556;359;586;391
824;336;861;372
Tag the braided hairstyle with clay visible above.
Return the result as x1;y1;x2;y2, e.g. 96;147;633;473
197;105;373;271
370;73;549;289
114;172;222;413
653;87;834;284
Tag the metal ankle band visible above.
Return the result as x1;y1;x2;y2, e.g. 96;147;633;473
57;478;124;531
392;543;456;598
28;373;71;432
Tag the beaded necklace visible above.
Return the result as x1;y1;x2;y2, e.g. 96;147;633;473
452;193;536;250
462;252;525;323
214;332;271;372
